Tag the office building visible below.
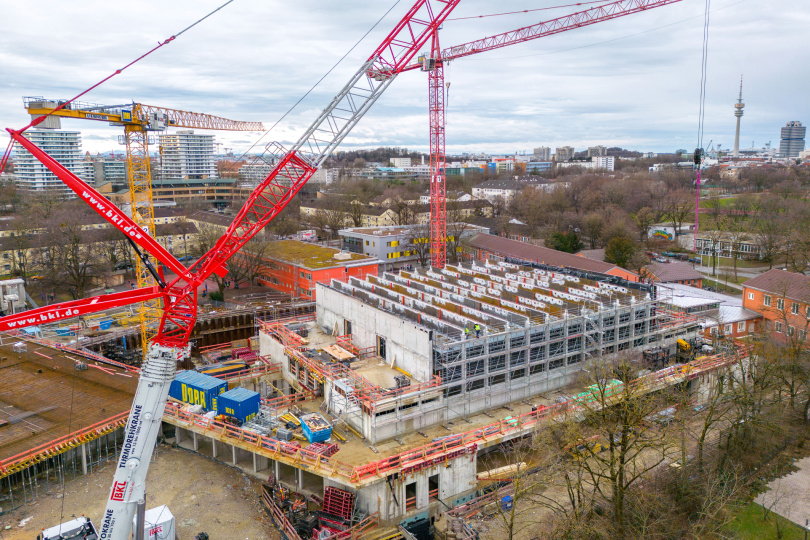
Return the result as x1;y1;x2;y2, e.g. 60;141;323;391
158;130;217;180
779;121;806;158
12;129;92;198
390;157;412;168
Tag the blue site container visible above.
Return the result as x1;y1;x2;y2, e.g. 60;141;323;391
216;387;260;424
300;412;333;443
169;370;228;412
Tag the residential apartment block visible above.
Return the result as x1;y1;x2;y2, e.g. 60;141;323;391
742;269;810;340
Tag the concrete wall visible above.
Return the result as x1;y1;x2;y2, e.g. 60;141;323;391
317;283;433;382
333;451;477;523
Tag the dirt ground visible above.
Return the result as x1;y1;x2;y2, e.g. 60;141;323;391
1;445;279;540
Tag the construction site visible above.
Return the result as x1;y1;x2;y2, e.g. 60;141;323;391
0;0;759;539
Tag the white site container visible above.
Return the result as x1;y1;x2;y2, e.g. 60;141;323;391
132;505;176;540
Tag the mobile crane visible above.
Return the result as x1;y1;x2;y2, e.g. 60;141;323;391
3;1;461;538
2;0;684;537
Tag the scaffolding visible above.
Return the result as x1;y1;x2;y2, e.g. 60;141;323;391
317;260;699;440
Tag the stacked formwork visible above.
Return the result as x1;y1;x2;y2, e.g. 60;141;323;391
316;260;700;443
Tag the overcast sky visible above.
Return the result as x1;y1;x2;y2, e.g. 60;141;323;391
1;0;807;156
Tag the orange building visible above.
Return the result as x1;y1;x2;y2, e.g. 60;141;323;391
256;240;378;300
742;269;810;340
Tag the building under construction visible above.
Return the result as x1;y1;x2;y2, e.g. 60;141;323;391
166;259;702;531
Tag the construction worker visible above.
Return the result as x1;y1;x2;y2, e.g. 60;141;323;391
475;323;481;338
464;327;470;339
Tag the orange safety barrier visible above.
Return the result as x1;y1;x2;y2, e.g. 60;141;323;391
165;338;751;485
0;411;129;479
212;362;281;383
262;388;316;410
321;513;379;540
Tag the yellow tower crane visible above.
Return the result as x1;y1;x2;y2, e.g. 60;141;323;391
24;97;263;359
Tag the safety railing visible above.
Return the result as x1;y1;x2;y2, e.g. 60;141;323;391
0;411;129;479
164;402;357;479
164;343;751;485
322;513;380;540
262;488;304;540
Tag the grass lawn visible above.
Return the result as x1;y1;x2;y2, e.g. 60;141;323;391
730;502;808;540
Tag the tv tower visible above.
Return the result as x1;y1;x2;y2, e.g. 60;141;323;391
733;76;744;158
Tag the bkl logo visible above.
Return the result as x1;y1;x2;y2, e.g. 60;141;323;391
110;481;127;501
149;526;164;536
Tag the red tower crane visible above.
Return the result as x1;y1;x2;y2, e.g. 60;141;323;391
403;0;683;267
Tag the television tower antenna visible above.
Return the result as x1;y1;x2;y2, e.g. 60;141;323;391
733;75;744;158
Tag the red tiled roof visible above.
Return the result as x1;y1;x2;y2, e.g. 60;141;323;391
743;269;810;302
468;233;630;276
643;262;703;283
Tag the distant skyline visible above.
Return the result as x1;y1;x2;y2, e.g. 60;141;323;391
1;0;808;157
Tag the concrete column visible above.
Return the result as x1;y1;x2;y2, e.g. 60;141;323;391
212;439;218;458
192;431;199;452
80;443;88;475
232;445;237;466
296;468;303;491
176;427;182;446
274;460;280;479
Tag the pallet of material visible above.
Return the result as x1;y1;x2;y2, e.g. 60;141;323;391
307;442;339;457
322;344;354;362
300;412;332;443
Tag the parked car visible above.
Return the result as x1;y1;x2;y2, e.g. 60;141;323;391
655;257;669;263
689;257;701;264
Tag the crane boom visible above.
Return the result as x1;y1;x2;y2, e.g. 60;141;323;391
24;97;264;131
403;0;683;71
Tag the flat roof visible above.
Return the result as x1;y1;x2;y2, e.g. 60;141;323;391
655;283;741;309
266;240;377;270
340;224;488;238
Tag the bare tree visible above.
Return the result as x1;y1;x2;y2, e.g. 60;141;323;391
663;190;693;238
631;207;657;242
228;237;273;287
407;224;431;268
40;211;108;299
557;357;673;538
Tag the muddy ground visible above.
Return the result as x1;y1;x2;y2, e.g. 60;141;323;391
1;444;278;540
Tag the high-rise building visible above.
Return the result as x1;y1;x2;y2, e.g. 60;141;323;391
779;121;806;158
532;146;551;161
733;77;745;158
587;145;607;157
92;159;127;186
555;146;575;162
158;130;217;179
12;129;92;198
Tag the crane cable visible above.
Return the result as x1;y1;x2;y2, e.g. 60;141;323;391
235;0;402;164
0;0;238;178
446;1;609;21
694;0;711;234
696;0;711;153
